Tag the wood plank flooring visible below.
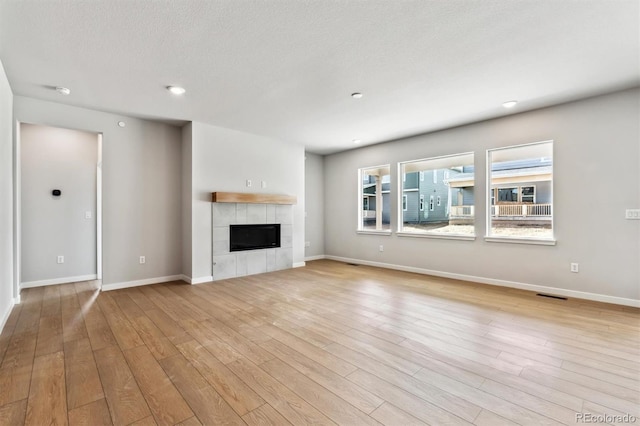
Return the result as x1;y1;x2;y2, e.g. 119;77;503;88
0;259;638;425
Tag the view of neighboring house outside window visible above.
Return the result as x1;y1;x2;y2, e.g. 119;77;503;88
359;164;391;232
398;153;475;237
487;141;553;241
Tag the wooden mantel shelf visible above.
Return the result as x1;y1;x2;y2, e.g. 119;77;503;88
212;192;297;205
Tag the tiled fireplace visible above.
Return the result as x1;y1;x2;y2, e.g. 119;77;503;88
211;192;295;280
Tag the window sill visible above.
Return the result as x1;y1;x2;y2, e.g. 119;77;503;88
356;230;392;236
397;232;475;241
484;236;557;246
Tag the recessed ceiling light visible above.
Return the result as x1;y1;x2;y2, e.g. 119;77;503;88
56;86;71;96
351;92;363;99
502;100;518;108
353;139;362;144
117;121;126;128
167;86;186;95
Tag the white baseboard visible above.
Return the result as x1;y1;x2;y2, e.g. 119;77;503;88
325;255;640;308
0;298;15;335
14;295;21;305
293;262;306;268
101;275;183;292
21;274;98;289
304;255;326;261
186;275;213;285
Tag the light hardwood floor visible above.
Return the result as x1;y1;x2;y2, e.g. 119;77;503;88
0;259;638;425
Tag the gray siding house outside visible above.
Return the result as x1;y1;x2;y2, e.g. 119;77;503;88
402;169;462;225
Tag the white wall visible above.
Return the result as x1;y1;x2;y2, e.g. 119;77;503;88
14;96;183;287
304;153;325;258
324;89;640;304
0;59;14;330
189;121;305;281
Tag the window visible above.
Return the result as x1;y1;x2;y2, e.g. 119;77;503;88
358;165;391;232
521;186;535;203
398;153;475;237
487;141;553;242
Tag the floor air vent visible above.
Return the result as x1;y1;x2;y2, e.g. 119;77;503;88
536;293;568;300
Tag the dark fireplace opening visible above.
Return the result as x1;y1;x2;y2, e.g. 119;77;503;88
230;224;281;252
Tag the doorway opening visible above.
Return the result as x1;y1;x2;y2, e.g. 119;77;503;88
16;122;102;292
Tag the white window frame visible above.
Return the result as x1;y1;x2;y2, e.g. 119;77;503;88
433;170;437;183
358;165;392;235
486;140;555;245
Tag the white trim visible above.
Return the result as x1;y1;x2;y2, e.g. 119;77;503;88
191;276;213;285
356;230;392;236
101;274;182;292
293;262;306;268
397;232;475;241
96;133;103;280
180;275;214;285
14;295;21;304
0;298;15;335
324;256;640;308
305;255;326;261
484;236;557;246
21;274;98;288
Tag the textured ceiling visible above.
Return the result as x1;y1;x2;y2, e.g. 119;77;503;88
1;1;638;154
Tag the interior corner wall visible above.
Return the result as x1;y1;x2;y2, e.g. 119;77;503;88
324;88;640;303
20;124;98;284
13;96;183;287
190;121;305;281
304;152;325;258
181;122;193;279
0;59;15;330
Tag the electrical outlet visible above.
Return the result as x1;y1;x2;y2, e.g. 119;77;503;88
261;181;267;188
305;241;311;247
57;256;64;264
246;179;252;187
570;263;579;273
85;211;92;219
139;256;146;264
625;209;640;219
379;245;384;252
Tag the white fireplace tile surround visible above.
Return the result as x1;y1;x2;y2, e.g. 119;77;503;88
211;202;293;280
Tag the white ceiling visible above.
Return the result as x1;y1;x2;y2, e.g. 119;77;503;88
1;1;638;155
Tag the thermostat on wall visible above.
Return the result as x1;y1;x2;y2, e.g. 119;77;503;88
52;189;61;196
